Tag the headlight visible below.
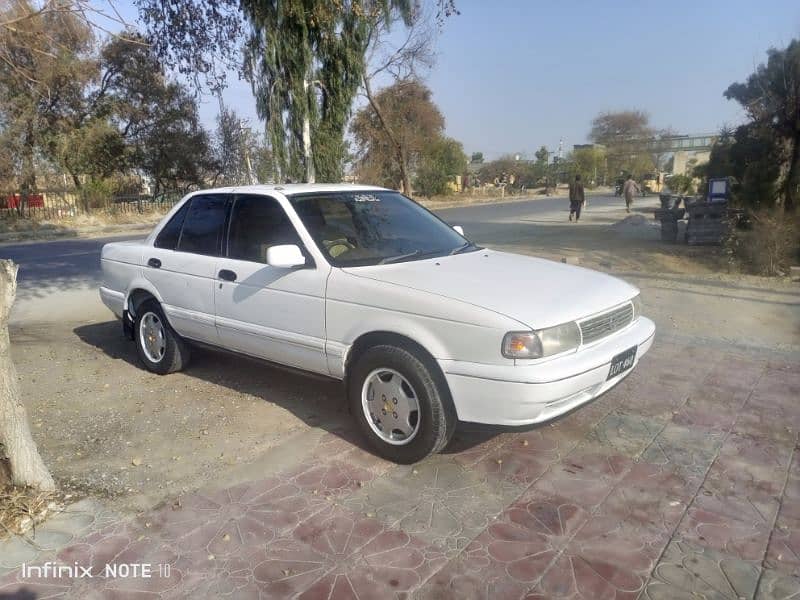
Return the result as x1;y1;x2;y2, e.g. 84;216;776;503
631;294;642;320
502;322;581;359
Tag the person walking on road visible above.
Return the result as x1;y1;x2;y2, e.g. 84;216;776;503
623;174;640;213
568;174;585;222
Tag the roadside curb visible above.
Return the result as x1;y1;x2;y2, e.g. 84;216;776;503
419;190;610;211
0;224;154;247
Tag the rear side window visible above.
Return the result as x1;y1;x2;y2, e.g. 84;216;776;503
177;195;229;256
154;200;191;249
227;195;301;263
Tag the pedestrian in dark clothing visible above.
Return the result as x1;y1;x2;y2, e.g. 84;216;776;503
569;175;585;222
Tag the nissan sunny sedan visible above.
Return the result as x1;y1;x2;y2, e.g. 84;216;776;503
100;184;655;463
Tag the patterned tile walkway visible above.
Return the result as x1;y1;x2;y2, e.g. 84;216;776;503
1;341;798;599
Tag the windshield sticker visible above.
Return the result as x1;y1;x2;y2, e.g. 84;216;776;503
353;194;381;202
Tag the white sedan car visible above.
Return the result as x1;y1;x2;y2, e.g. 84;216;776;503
100;184;655;463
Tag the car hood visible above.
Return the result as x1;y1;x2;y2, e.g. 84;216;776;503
343;249;638;329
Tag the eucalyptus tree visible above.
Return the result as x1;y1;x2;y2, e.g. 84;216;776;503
135;0;458;183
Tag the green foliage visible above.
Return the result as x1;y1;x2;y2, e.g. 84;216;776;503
134;0;459;184
415;136;466;197
351;80;444;188
534;146;549;165
242;0;415;182
568;146;606;187
56;119;127;186
0;12;217;201
135;86;217;195
470;152;483;164
99;35;217;195
702;124;782;210
722;38;800;211
478;157;545;189
0;2;96;190
79;178;117;211
665;174;695;195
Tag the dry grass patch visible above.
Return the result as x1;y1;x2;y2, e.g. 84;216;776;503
0;484;65;541
726;211;800;276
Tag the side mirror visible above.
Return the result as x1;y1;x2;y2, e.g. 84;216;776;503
453;225;464;236
266;244;306;268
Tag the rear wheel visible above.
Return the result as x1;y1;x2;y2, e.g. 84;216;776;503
348;344;456;463
134;300;190;374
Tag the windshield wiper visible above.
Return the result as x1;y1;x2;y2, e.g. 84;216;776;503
450;241;479;255
379;250;421;264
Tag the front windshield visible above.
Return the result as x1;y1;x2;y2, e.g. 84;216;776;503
289;190;475;267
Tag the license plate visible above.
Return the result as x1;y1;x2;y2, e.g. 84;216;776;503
607;346;637;380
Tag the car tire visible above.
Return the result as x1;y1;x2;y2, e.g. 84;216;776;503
348;344;456;464
134;300;191;375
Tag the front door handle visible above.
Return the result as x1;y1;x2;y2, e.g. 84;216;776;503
218;269;237;282
147;258;161;268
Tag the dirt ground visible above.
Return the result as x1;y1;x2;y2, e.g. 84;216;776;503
6;194;800;520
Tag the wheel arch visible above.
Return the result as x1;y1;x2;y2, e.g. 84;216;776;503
127;289;156;316
122;282;164;340
343;331;452;404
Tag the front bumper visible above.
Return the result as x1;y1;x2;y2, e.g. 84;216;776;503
440;317;655;426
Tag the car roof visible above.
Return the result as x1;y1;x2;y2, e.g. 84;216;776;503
192;183;389;196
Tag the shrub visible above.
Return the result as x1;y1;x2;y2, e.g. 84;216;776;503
414;136;467;198
666;174;696;195
725;210;800;275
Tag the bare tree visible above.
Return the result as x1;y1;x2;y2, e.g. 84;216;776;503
1;0;134;89
0;260;54;491
361;6;436;194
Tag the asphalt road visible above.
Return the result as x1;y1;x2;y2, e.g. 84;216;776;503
1;193;633;292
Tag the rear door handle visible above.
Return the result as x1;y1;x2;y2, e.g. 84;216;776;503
147;258;161;268
218;269;237;282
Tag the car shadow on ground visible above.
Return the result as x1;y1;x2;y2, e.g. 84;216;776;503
73;320;503;460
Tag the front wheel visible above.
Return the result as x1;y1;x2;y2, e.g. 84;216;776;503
348;345;456;463
134;300;191;375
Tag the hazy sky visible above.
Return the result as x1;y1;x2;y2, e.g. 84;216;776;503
115;1;799;160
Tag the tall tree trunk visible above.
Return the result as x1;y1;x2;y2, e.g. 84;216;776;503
0;261;55;491
363;76;411;195
302;78;316;184
398;146;411;196
783;134;799;212
18;119;37;217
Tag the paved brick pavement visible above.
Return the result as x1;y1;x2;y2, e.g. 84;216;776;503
1;340;798;599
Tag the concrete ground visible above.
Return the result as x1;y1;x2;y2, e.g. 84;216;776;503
1;194;799;598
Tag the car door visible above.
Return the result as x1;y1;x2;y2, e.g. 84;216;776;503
214;193;330;374
143;193;229;344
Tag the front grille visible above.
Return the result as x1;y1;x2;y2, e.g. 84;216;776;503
579;303;633;345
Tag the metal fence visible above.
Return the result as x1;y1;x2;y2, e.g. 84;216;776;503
0;190;183;220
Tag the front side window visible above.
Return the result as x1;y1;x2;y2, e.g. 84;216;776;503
290;191;475;267
227;194;302;263
176;194;229;256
